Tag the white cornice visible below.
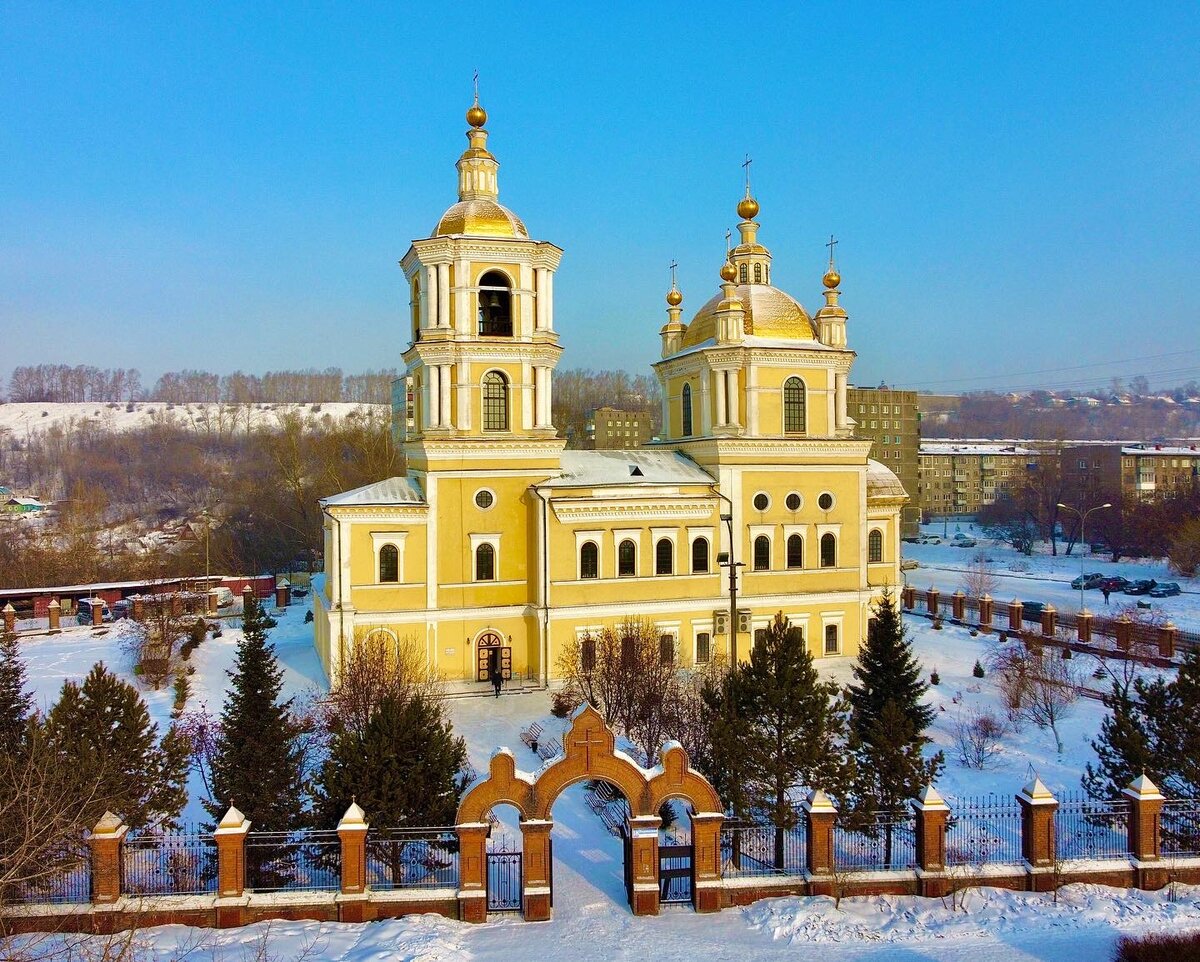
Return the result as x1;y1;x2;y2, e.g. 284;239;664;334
656;438;874;460
327;506;428;520
403;342;564;367
551;501;716;523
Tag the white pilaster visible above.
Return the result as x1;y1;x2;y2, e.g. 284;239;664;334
726;369;740;428
419;266;432;330
436;264;450;328
714;369;727;427
747;364;758;435
544;272;554;330
699;369;712;435
427;365;441;427
521;361;534;430
453;259;469;333
440;365;452;428
836;373;848;431
456;360;471;430
535;268;548;330
518;263;534;339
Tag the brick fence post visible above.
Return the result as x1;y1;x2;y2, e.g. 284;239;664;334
902;585;916;610
1040;604;1056;638
951;591;965;622
3;603;17;633
214;805;251;926
1077;610;1092;644
338;801;370;921
91;598;104;627
131;595;145;621
47;599;61;633
1158;624;1177;659
912;785;950;897
522;818;558;921
979;594;993;632
1115;616;1132;652
275;580;291;608
208;589;219;614
455;822;489;923
690;812;724;913
804;789;838;893
1017;777;1058;891
926;587;940;618
88;811;128;904
1008;599;1023;633
1123;774;1164;868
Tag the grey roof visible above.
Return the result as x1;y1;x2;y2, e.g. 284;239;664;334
321;476;426;507
866;459;908;501
544;450;715;487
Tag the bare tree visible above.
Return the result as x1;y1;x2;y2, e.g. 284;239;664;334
324;629;442;739
1022;651;1080;754
958;551;999;599
952;708;1006;769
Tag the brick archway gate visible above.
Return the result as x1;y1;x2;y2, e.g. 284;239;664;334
455;703;725;921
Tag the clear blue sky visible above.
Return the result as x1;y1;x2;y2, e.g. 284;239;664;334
3;2;1198;393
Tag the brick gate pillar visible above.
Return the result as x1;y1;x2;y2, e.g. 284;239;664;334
88;811;128;904
1077;610;1093;644
1006;599;1022;632
1018;777;1058;890
1115;616;1132;652
926;587;940;618
90;598;104;627
902;585;916;610
338;801;369;920
47;599;61;633
1124;775;1164;871
275;580;290;608
625;814;662;917
214;805;251;926
2;603;15;634
1158;624;1177;659
455;822;489;923
951;591;966;621
690;812;724;913
520;818;555;921
1040;604;1057;638
912;785;950;897
979;594;993;632
804;789;838;893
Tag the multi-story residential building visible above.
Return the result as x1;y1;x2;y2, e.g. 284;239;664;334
1062;442;1200;501
918;442;1040;518
849;386;920;538
587;406;653;449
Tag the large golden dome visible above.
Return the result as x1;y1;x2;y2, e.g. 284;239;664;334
680;284;817;348
432;199;528;238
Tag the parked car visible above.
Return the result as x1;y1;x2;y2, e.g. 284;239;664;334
1149;582;1181;598
1070;573;1105;589
211;586;235;609
76;597;111;624
290;586;309;598
1099;576;1130;593
899;559;921;571
111;599;132;620
1123;580;1157;596
952;535;978;547
1023;601;1045;617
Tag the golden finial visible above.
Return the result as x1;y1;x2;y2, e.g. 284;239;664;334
466;70;487;127
823;234;841;288
720;260;737;283
737;154;759;220
666;260;683;306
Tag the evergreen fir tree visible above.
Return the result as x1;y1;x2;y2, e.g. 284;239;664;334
849;589;934;743
0;626;34;756
698;669;754;819
206;594;304;830
1083;684;1165;798
313;692;467;829
45;662;188;830
740;613;853;867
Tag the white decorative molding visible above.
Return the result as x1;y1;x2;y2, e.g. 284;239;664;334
552;501;714;524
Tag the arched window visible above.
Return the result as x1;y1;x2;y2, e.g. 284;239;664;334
691;537;709;574
482;371;509;432
786;534;803;569
655;538;674;575
580;541;598;579
753;535;770;571
475;543;496;581
824;624;839;654
478;270;513;336
820;532;836;568
410;276;421;342
868;529;883;563
739;263;748;284
378;544;399;583
753;263;762;284
618;539;636;577
681;383;693;437
784;377;806;434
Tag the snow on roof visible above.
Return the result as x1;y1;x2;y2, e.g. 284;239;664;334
6;496;44;506
1121;445;1200;457
320;476;426;507
866;459;908;501
544;450;715;487
920;442;1038;456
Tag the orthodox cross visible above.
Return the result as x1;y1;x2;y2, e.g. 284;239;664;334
572;726;607;768
826;234;839;269
669;259;678;288
725;228;732;253
742;153;753;194
472;69;479;103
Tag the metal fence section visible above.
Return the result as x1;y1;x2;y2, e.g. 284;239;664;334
1055;793;1131;860
720;823;807;878
123;830;217;896
834;813;917;871
1161;799;1200;857
366;828;459;890
7;846;91;904
944;795;1024;865
245;830;341;892
659;828;692;903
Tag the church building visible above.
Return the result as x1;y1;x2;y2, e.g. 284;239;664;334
313;96;907;685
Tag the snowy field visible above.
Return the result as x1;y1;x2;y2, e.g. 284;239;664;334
17;588;1200;959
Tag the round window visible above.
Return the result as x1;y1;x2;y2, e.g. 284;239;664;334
752;492;770;512
785;492;802;511
475;489;495;510
818;492;834;511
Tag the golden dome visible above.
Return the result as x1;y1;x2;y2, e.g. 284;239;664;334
666;287;683;307
719;261;738;282
466;102;488;128
680;284;817;349
433;199;528;238
737;195;760;220
823;269;841;289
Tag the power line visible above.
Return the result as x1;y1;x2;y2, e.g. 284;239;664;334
898;348;1200;391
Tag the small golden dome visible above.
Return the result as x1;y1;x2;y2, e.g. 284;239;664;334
720;261;738;282
737;195;760;220
666;287;683;307
466;102;488;128
823;269;841;289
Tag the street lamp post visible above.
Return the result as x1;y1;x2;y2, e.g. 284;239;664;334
717;512;746;667
1056;501;1112;612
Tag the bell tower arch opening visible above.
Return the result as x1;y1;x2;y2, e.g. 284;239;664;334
478;270;513;336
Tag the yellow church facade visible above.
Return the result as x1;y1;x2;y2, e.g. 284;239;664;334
313;97;907;686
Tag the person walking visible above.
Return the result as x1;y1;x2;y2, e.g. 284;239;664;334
489;650;503;698
1102;586;1111;605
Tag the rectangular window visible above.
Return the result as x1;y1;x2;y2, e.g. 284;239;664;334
753;628;768;652
659;634;674;666
824;625;839;655
696;632;711;664
581;636;596;672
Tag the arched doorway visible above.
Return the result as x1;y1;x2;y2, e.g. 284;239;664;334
455;704;724;921
473;629;510;686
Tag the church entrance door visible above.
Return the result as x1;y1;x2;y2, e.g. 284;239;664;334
474;631;511;683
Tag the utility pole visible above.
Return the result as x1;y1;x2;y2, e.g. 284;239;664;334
718;512;746;666
1056;501;1111;611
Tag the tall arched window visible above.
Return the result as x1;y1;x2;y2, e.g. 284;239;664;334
691;537;709;574
739;263;748;284
868;529;883;563
475;543;495;581
482;371;509;432
477;270;513;336
753;263;763;283
618;539;636;577
580;541;599;579
410;276;421;342
753;535;771;571
681;383;693;437
784;377;806;434
786;534;803;569
378;544;399;583
820;532;836;568
655;538;674;575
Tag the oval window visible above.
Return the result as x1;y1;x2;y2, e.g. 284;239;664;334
818;492;834;511
785;492;802;511
475;489;495;510
752;492;770;512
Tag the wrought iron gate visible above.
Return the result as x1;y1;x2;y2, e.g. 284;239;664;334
659;830;693;904
486;838;522;913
